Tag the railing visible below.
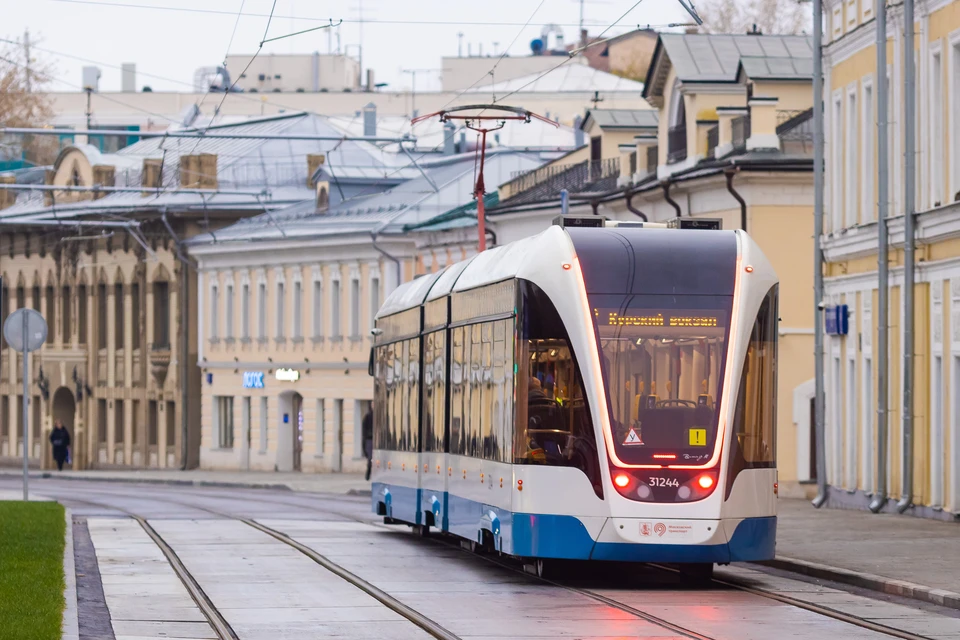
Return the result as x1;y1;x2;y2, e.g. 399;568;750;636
777;108;813;153
503;160;586;197
646;145;659;173
732;115;751;151
500;157;620;205
667;125;687;164
707;125;719;158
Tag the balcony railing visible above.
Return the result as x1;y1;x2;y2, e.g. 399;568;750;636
732;116;751;151
500;157;620;206
667;125;687;164
707;125;719;158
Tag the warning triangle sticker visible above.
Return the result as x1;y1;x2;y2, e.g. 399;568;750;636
623;428;644;446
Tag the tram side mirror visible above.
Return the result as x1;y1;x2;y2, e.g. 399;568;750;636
367;347;375;377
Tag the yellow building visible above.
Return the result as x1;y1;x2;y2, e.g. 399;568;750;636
821;0;960;517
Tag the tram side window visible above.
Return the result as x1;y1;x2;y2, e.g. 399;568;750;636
516;281;602;498
407;337;420;453
373;345;387;449
731;285;778;470
450;327;465;455
422;331;446;453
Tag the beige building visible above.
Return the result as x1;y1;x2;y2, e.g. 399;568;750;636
0;112;385;470
221;53;361;93
819;0;960;518
188;150;542;473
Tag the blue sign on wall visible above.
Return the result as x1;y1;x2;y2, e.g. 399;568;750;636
242;371;265;389
825;304;849;335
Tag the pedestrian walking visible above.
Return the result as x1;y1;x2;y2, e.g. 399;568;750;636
362;407;374;481
49;420;71;471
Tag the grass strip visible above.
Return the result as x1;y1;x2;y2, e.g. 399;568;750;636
0;501;65;640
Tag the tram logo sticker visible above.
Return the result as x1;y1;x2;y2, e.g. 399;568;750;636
654;523;667;537
623;428;644;446
639;522;668;537
639;522;652;537
688;428;707;446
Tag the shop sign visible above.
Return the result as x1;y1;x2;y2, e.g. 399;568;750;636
242;371;265;388
275;368;300;382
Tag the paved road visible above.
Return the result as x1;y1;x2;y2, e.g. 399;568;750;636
4;477;959;640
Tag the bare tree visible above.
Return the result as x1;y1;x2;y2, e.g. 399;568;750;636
0;35;57;166
697;0;811;35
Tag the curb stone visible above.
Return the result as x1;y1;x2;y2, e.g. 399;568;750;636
62;507;79;640
760;556;960;610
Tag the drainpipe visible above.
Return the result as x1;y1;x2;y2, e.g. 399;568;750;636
161;211;194;471
897;0;916;514
869;0;890;514
486;225;498;248
590;200;600;216
661;180;682;217
724;167;747;232
371;232;401;291
624;189;648;221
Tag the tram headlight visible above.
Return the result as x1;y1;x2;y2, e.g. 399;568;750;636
697;474;714;489
614;473;630;488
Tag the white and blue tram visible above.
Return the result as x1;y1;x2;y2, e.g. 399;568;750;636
369;217;778;574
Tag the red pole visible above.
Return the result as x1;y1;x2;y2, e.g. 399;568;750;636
476;129;488;252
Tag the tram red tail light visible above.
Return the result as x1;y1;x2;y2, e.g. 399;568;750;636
697;474;714;489
614;473;630;488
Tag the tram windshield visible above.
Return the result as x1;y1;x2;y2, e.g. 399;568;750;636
589;294;732;466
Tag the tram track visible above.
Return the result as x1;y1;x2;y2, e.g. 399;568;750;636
63;492;462;640
53;483;944;640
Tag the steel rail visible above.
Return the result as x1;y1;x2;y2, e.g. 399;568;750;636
648;563;937;640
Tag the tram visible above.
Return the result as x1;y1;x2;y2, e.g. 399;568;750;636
369;216;778;576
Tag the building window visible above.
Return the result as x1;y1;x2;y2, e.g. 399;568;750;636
258;282;266;339
931;49;944;206
148;400;158;446
166;401;176;449
44;285;54;329
331;279;341;339
115;400;124;444
131;283;141;350
153;281;169;348
259;397;268;452
78;285;87;344
210;284;219;340
861;356;873;492
861;80;874;222
276;281;285;339
831;354;842;484
831;93;843;231
242;397;251;451
132;400;140;445
241;283;250;339
312;280;323;338
951;40;960;199
60;286;70;343
98;399;107;444
350;278;360;338
370;277;380;327
216;396;235;449
97;284;108;350
316;399;325;454
15;285;24;309
225;284;234;339
293;281;302;339
31;285;40;312
114;283;125;349
845;356;856;490
845;87;858;226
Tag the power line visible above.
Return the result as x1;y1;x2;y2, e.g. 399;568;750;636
46;0;642;28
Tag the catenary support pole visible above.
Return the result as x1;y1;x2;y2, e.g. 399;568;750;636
897;0;916;513
812;0;829;508
870;0;891;513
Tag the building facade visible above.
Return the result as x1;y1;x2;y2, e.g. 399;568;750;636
0;112;382;470
188;151;543;473
821;0;960;517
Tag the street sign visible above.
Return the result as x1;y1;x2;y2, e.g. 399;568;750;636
824;304;849;336
2;308;48;502
3;308;48;353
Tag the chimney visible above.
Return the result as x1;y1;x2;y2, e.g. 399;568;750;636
315;180;330;212
82;66;101;91
443;122;456;155
363;102;377;137
366;69;375;91
0;175;16;210
121;63;136;92
746;97;780;151
580;28;588;48
633;131;658;176
92;165;116;199
458;131;467;153
573;115;585;148
311;52;320;92
714;106;749;158
179;154;218;189
141;158;163;195
307;154;325;188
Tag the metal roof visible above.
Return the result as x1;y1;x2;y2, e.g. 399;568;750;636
583;109;658;130
738;54;814;80
660;34;812;83
464;62;645;94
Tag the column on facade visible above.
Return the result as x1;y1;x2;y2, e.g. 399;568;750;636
163;278;179;468
123;281;133;464
38;277;50;466
106;283;116;457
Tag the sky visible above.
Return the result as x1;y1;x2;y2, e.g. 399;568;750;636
5;0;691;94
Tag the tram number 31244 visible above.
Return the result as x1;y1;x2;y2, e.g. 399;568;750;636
648;477;680;488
